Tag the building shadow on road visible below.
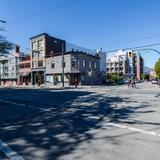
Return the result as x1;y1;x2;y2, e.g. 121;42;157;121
0;88;157;160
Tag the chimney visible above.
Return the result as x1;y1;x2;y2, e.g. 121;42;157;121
15;45;20;53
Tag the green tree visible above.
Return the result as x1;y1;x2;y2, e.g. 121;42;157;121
106;73;123;81
0;35;13;54
154;59;160;78
0;27;13;54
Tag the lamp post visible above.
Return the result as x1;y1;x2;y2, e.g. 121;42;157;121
62;43;64;88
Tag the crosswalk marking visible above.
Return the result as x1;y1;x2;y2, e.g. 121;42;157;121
0;140;24;160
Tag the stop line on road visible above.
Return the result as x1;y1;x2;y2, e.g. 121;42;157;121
105;122;160;138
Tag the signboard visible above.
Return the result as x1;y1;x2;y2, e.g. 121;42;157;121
88;71;95;77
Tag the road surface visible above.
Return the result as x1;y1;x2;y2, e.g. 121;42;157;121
0;82;159;160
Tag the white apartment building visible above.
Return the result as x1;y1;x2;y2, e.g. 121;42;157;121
106;50;144;80
0;53;19;86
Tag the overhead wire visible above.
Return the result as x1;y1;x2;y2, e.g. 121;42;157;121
8;0;81;24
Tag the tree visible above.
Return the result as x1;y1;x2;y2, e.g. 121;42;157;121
0;26;13;54
106;73;123;81
0;35;13;54
154;59;160;78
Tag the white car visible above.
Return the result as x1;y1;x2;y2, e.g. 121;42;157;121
151;79;158;84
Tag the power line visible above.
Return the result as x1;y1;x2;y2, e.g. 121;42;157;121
0;20;6;23
97;33;160;49
106;43;160;53
9;0;81;24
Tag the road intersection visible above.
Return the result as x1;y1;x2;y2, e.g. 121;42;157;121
0;83;159;160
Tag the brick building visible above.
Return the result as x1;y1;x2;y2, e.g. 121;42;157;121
30;33;65;85
18;55;31;85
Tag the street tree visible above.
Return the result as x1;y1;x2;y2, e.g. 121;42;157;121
106;73;123;81
0;26;13;54
0;35;13;54
154;58;160;78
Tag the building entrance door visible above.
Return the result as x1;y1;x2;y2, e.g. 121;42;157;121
34;74;38;85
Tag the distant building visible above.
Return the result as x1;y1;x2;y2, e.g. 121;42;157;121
96;48;106;72
0;47;25;86
46;51;100;86
106;50;144;80
133;53;144;80
148;69;157;80
18;55;31;85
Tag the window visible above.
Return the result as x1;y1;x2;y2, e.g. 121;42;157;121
46;75;53;83
83;60;86;67
89;61;92;68
33;62;38;68
38;40;43;48
94;62;97;69
51;61;55;68
32;51;38;59
5;73;8;77
4;67;8;71
38;60;43;67
72;61;76;67
25;62;31;68
32;42;37;50
19;64;24;69
39;50;44;59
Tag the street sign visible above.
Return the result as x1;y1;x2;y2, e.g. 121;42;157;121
88;71;92;77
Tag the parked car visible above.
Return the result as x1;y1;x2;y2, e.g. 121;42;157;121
151;79;159;84
116;80;125;85
124;80;129;84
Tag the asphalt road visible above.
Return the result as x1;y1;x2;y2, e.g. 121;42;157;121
0;82;160;160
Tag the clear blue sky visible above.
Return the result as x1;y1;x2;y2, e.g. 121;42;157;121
0;0;160;68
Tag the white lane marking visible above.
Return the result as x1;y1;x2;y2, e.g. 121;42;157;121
0;139;24;160
106;122;160;137
0;99;52;112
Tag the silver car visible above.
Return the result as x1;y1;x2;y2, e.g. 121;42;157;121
151;79;158;84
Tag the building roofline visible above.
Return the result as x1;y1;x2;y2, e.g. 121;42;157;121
30;33;49;40
30;33;66;42
46;51;100;59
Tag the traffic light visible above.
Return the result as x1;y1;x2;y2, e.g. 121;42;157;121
128;51;132;58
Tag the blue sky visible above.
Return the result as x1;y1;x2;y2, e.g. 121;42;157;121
0;0;160;68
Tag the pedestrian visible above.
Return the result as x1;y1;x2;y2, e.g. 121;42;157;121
131;79;136;88
128;77;131;88
75;78;78;88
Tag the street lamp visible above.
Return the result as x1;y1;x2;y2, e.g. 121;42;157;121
54;41;65;88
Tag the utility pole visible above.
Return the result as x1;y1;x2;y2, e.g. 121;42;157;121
0;20;6;86
62;43;64;88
